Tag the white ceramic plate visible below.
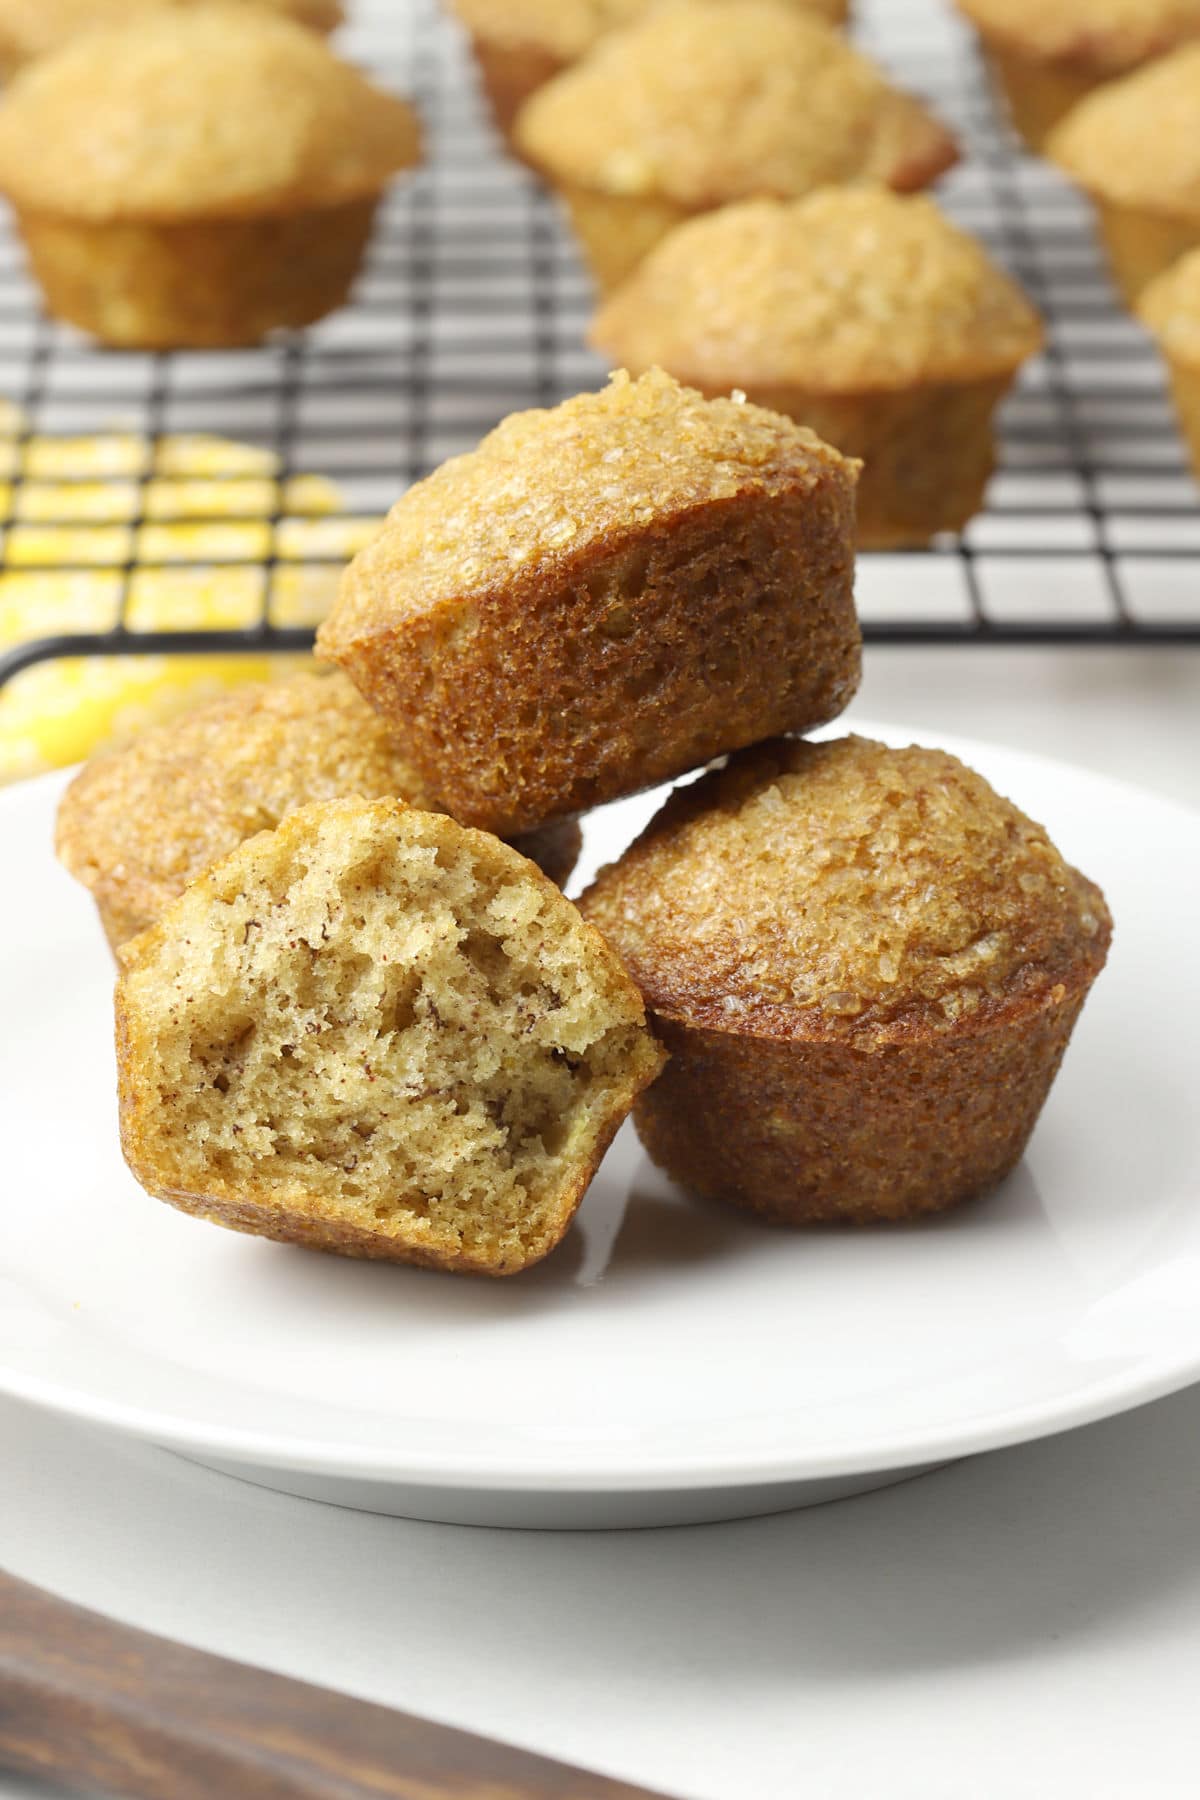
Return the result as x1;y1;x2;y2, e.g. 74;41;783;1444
3;725;1199;1528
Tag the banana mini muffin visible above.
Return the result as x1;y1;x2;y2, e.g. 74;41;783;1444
0;0;342;78
1048;47;1200;303
56;670;582;950
450;0;849;145
116;796;665;1276
513;0;957;293
581;735;1111;1224
1140;250;1200;479
318;369;861;839
591;189;1043;548
953;0;1200;151
0;7;420;347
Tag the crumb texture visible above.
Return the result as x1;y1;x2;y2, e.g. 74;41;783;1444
116;798;663;1274
591;190;1043;392
1048;47;1200;212
953;0;1200;69
0;6;419;220
514;1;955;206
56;669;580;946
1140;247;1200;358
582;734;1111;1040
0;0;342;67
451;0;845;63
322;367;854;636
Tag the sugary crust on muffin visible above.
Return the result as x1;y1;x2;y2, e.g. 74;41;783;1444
0;7;420;222
322;368;854;635
581;734;1112;1045
1047;47;1200;216
513;2;956;208
0;0;342;69
451;0;846;64
590;191;1043;393
1140;247;1200;361
56;670;581;947
953;0;1200;71
116;797;664;1275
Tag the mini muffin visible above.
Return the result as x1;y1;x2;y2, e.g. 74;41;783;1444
0;0;342;78
55;669;583;950
591;189;1043;548
449;0;849;145
116;797;665;1276
580;735;1111;1225
513;1;958;293
317;369;861;839
953;0;1200;152
1048;47;1200;303
0;7;420;347
1139;250;1200;478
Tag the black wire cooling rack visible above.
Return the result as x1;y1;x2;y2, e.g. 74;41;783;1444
3;0;1200;698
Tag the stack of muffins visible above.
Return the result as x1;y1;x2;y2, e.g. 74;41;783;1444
60;370;1112;1275
0;0;1115;1275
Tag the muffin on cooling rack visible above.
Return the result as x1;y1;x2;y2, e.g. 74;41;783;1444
512;0;957;293
1048;47;1200;303
116;796;665;1275
317;368;861;838
590;189;1044;548
55;669;583;950
952;0;1200;152
0;6;420;347
580;734;1111;1225
1140;250;1200;481
449;0;849;145
0;0;342;77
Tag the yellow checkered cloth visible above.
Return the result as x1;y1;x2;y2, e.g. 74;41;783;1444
0;425;380;782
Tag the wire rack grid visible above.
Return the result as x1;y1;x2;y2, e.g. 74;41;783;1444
2;0;1200;700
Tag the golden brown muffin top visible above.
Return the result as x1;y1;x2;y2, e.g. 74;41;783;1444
450;0;846;63
513;1;956;207
581;735;1111;1042
0;0;341;67
953;0;1200;72
1140;247;1200;360
321;368;856;639
0;6;420;222
55;672;436;940
1048;46;1200;214
591;190;1043;393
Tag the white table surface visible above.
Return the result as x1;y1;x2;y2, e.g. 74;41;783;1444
5;643;1200;1800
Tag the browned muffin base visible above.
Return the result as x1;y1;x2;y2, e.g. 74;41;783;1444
1092;201;1200;307
470;34;565;142
635;986;1089;1224
1159;354;1200;481
18;197;377;348
326;483;859;837
558;183;696;294
984;44;1098;152
712;376;1013;548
